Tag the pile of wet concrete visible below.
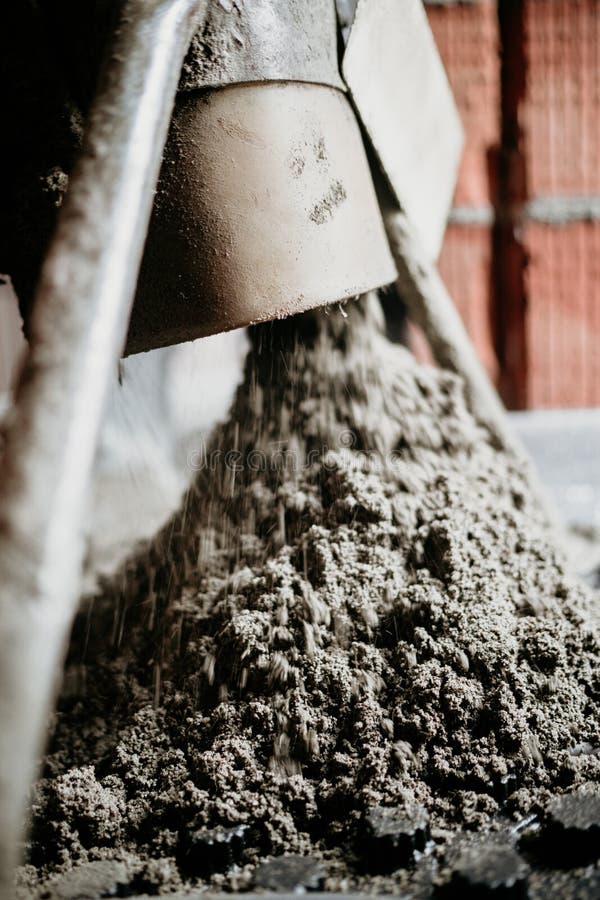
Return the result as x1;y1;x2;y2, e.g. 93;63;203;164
22;299;600;898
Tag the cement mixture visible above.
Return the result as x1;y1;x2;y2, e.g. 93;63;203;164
22;298;600;896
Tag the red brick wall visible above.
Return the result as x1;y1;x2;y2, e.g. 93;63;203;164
426;0;600;409
427;0;500;207
524;0;600;198
521;0;600;407
525;220;600;408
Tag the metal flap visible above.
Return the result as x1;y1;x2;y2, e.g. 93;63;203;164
342;0;464;260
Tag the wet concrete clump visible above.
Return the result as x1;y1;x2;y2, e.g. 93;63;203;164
24;298;600;895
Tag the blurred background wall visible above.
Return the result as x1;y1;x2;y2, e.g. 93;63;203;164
426;0;600;409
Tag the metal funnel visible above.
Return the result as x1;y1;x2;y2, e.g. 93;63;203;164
125;0;395;353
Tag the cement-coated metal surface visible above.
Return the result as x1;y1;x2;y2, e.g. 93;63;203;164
129;82;396;353
0;1;208;892
180;0;345;92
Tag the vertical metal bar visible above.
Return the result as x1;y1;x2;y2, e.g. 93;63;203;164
0;0;207;892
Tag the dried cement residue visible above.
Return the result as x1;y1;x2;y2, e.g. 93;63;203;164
25;297;600;894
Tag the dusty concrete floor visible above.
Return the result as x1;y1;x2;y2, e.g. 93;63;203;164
511;408;600;533
510;408;600;579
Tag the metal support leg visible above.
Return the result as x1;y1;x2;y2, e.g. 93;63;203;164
0;1;207;892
